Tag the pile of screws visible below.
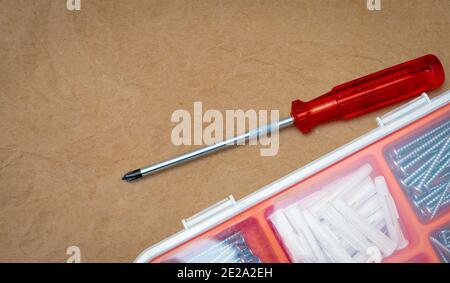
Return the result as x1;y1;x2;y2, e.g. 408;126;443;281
429;227;449;263
387;118;450;221
184;232;261;263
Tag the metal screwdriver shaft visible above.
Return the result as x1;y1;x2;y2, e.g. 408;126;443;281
122;117;294;181
121;55;444;182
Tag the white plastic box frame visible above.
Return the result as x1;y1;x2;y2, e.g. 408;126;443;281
135;90;450;263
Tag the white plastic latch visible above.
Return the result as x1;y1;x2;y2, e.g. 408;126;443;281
376;93;431;127
182;195;236;229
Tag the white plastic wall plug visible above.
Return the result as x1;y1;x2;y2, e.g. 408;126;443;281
285;205;328;262
374;176;409;250
332;198;396;257
303;210;355;263
270;211;315;263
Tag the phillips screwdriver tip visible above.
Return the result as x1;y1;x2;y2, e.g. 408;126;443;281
122;169;143;182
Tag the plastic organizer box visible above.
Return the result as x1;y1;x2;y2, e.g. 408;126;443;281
136;90;450;263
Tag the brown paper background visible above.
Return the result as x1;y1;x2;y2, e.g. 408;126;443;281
0;0;449;262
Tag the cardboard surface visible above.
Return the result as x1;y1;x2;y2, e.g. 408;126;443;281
0;0;449;262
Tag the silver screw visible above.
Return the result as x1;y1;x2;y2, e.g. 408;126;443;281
209;234;247;263
401;169;428;196
211;242;237;263
416;136;450;191
429;235;450;259
430;182;450;220
443;171;450;179
425;188;450;207
397;148;441;175
394;120;450;157
424;152;450;187
401;157;435;185
186;232;244;262
395;134;448;166
413;183;446;204
439;230;449;247
417;193;450;220
419;205;434;219
405;153;450;196
212;233;248;263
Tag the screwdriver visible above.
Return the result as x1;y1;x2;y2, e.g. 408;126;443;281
122;54;445;182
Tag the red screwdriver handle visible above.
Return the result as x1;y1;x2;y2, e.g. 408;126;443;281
291;54;445;134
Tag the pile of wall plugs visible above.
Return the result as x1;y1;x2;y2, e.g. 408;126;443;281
270;164;408;263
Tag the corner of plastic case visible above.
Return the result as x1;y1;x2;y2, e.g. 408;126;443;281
376;93;431;127
182;195;236;230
